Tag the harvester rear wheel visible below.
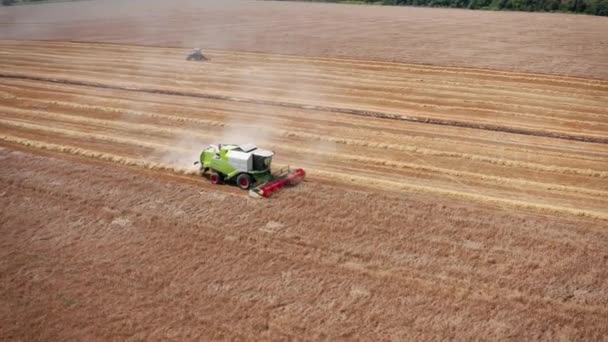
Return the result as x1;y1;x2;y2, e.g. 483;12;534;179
210;172;223;185
236;173;253;190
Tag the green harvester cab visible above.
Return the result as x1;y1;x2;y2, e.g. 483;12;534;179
196;143;274;190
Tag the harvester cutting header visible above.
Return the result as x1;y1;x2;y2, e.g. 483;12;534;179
194;143;305;198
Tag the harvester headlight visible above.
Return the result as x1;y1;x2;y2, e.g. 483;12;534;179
264;158;270;166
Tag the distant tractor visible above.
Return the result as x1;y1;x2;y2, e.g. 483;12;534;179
194;144;305;198
186;48;208;61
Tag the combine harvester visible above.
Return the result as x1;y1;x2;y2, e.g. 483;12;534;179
194;144;305;198
186;48;208;61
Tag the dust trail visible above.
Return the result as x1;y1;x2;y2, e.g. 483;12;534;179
158;133;209;171
189;61;332;167
214;66;285;148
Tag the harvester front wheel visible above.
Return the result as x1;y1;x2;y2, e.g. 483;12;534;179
236;173;253;190
210;172;223;185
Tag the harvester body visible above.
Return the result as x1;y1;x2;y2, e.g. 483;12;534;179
195;143;305;197
187;48;208;61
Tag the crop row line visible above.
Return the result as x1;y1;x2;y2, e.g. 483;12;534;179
1;73;606;144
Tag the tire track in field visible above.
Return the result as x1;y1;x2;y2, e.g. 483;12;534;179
1;73;606;144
